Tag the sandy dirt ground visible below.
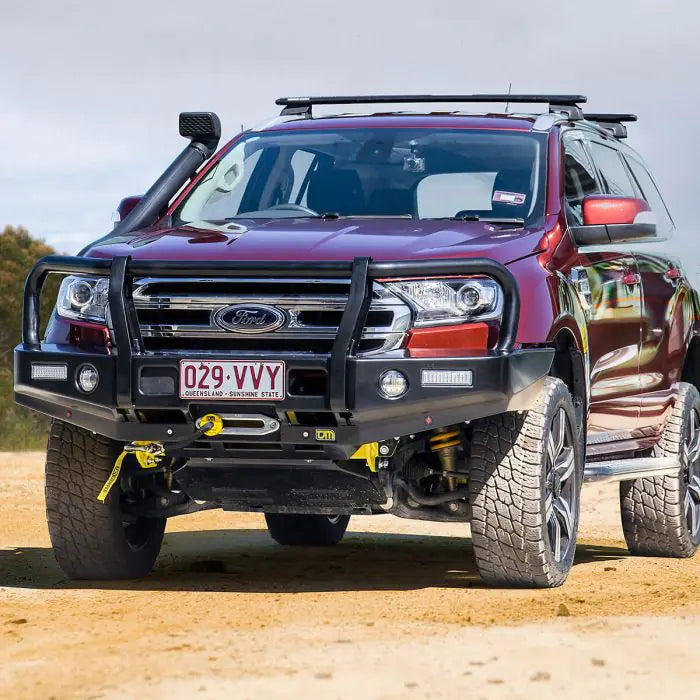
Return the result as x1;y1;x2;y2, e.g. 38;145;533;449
1;451;699;699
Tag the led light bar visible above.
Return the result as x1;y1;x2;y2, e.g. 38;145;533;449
421;369;473;387
31;363;68;381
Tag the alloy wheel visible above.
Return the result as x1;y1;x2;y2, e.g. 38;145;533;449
545;407;577;562
682;407;700;542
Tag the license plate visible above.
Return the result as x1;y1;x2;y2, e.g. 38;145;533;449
179;360;285;400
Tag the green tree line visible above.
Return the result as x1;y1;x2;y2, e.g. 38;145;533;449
0;225;58;450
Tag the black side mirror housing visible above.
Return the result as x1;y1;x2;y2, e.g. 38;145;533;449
570;221;657;246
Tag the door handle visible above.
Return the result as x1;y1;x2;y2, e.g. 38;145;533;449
622;271;640;286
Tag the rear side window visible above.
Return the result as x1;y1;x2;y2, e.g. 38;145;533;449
588;142;637;197
624;155;674;237
563;140;600;224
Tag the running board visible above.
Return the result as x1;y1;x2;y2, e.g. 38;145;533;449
584;457;679;484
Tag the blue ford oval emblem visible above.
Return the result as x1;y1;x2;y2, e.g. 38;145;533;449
213;304;286;334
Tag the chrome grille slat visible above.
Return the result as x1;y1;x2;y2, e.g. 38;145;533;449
133;277;411;355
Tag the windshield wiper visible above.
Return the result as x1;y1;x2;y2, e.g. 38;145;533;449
429;215;525;226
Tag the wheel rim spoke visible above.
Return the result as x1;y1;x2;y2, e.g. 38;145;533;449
685;489;699;538
550;512;562;561
553;496;574;541
687;476;700;538
688;475;700;501
555;446;575;483
547;408;566;466
684;409;700;467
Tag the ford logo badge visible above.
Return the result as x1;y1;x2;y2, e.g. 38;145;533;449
213;304;286;334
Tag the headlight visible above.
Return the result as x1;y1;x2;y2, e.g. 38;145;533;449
386;277;502;327
56;276;110;323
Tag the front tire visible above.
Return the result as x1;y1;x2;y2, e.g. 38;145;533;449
45;421;165;580
264;513;350;546
468;377;584;588
620;382;700;558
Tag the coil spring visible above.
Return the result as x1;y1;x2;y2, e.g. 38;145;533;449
428;430;462;452
428;428;464;490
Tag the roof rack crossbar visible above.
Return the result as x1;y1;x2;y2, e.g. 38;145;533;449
582;114;637;140
277;94;587;117
584;113;638;123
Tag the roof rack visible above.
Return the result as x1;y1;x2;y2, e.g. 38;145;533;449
583;113;638;139
276;94;587;119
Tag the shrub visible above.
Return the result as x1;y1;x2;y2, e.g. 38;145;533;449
0;226;57;450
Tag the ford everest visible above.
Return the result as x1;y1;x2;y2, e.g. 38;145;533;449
15;94;700;587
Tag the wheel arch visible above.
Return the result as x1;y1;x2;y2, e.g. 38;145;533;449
547;327;588;433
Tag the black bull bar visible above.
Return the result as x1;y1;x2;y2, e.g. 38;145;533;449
22;254;522;414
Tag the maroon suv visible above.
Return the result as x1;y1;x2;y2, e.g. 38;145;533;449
15;94;700;587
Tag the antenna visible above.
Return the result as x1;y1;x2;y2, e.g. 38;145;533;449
505;82;512;112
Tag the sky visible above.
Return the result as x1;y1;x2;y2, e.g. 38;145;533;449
1;0;699;271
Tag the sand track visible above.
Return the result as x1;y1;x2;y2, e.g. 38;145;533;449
1;451;698;698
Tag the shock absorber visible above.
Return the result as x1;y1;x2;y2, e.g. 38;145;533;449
428;427;463;490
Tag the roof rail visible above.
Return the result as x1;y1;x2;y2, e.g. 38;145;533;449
276;94;587;118
583;113;638;139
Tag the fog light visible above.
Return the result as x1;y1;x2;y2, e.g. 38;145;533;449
76;364;99;393
421;369;473;387
378;370;408;399
31;363;68;381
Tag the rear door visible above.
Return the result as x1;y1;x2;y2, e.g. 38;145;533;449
564;133;642;435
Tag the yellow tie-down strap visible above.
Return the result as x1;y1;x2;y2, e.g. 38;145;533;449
350;442;379;472
97;441;164;503
97;415;225;503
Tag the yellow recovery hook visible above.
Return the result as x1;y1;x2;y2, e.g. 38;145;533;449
97;414;224;503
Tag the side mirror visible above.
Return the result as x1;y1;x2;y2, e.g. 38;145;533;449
112;195;143;227
570;195;657;245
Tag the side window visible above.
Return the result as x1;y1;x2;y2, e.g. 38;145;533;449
588;142;637;197
563;139;601;224
624;155;674;237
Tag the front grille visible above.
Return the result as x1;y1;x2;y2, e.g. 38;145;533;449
132;277;411;356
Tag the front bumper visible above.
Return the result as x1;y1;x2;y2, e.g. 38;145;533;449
14;255;553;458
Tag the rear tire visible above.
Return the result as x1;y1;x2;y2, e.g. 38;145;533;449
45;421;165;580
620;382;700;558
264;513;350;546
468;377;584;588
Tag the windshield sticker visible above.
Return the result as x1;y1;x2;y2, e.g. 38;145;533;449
493;191;526;205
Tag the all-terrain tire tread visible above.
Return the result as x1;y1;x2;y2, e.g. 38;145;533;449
620;382;699;558
469;377;581;588
45;420;165;579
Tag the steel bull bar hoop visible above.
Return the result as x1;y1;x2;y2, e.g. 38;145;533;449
21;254;519;414
22;255;113;348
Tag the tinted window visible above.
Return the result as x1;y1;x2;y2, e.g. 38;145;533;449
589;142;637;197
564;139;601;224
624;155;674;237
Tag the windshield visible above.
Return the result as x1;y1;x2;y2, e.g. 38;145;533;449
174;127;547;226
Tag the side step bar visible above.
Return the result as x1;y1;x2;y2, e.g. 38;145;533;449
584;457;679;484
